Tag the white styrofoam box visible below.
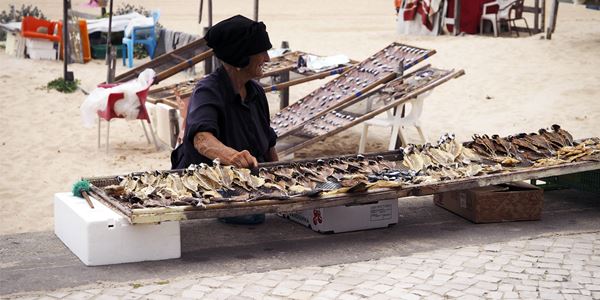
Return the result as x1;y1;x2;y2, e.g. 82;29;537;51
54;192;180;266
25;37;55;50
155;103;180;149
282;199;398;233
27;47;56;60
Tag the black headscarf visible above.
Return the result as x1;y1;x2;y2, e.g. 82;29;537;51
204;15;272;68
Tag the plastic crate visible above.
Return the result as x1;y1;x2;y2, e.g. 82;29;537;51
542;170;600;194
91;44;123;59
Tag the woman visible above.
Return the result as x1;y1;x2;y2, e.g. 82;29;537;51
171;15;278;170
170;15;277;225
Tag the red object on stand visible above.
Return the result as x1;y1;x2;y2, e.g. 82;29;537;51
96;82;159;152
96;83;151;121
446;0;495;34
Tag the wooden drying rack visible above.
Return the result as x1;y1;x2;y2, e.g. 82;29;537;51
86;150;600;224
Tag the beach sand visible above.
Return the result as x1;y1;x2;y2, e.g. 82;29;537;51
0;0;598;235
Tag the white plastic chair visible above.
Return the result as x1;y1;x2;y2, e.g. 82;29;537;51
480;0;513;37
358;92;430;153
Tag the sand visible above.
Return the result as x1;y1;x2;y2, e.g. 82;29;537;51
0;0;598;235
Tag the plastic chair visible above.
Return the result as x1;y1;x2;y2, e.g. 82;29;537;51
122;10;159;68
505;0;532;37
97;82;159;152
358;92;430;153
480;0;512;37
481;0;531;37
21;16;60;42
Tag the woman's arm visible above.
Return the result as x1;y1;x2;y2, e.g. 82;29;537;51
193;131;258;168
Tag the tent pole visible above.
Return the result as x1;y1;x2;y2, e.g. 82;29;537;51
254;0;259;21
105;0;114;83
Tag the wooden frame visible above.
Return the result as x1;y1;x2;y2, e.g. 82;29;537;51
112;38;212;84
275;65;464;156
87;156;600;224
271;42;436;139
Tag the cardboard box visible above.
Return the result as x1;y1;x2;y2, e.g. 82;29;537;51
54;193;180;266
281;199;398;233
434;182;543;223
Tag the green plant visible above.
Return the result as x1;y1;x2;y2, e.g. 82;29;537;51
0;4;47;41
47;78;80;93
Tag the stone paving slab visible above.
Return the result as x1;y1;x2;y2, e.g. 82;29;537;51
5;231;600;300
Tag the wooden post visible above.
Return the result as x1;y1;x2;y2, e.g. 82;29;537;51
278;41;290;109
203;27;212;74
62;0;74;81
278;71;290;109
208;0;213;26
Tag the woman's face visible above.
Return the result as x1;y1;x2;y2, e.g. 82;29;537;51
243;51;270;79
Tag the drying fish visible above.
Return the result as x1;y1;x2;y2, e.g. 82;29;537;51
181;173;199;192
552;124;574;146
539;128;567;148
288;185;312;195
140;171;158;186
272;166;295;180
427;147;455;166
166;173;185;194
533;157;566;168
213;159;234;190
120;174;139;192
403;146;426;171
460;164;483;177
472;134;497;157
259;167;276;182
490;134;514;156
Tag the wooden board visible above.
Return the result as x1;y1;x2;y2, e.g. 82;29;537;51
270;42;435;139
113;38;211;84
86;148;600;224
275;65;464;156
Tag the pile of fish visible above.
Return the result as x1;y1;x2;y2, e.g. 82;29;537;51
465;124;600;167
100;125;599;210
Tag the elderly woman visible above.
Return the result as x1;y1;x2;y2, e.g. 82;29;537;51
170;15;277;225
171;15;278;170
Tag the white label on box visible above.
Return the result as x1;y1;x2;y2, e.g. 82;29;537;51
370;203;392;221
459;192;467;208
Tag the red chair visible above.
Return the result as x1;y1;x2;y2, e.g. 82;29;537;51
97;82;159;152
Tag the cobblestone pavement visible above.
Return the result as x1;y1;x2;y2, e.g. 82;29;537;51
6;231;600;300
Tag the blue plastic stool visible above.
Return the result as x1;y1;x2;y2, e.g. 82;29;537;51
122;10;160;68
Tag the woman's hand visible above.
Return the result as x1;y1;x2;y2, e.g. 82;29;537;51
229;150;258;168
